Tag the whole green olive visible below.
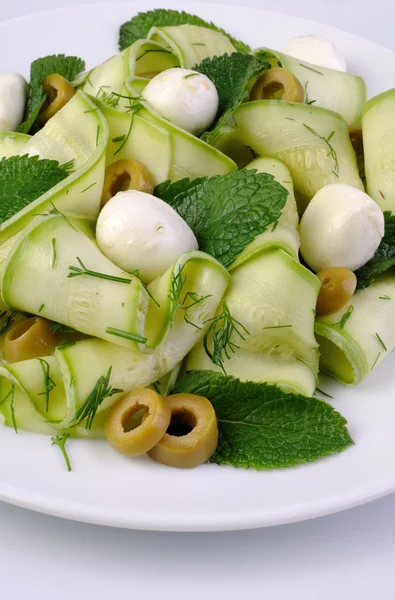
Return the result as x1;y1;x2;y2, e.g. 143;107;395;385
316;267;357;316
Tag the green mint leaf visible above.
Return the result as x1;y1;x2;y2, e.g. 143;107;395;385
118;9;250;53
355;211;395;289
18;54;85;134
0;155;69;223
194;53;270;145
175;371;353;469
155;170;287;268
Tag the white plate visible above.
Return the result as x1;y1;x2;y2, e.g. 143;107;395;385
1;0;395;532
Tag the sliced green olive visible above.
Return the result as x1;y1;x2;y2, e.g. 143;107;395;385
105;388;171;456
250;67;304;103
101;159;155;206
348;125;363;155
316;267;357;316
148;393;218;469
37;74;76;125
3;317;58;363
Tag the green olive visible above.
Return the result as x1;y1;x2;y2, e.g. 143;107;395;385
3;317;59;363
105;388;171;456
348;125;363;155
316;267;357;316
148;393;218;468
101;159;155;206
37;74;76;125
250;67;304;103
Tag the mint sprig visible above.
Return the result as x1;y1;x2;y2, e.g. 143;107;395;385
18;54;85;134
356;211;395;289
155;170;287;268
0;155;69;224
119;9;250;53
175;371;353;469
193;53;270;144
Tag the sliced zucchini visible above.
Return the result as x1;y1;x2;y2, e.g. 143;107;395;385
234;99;363;211
0;91;108;245
315;272;395;384
253;47;366;125
0;131;31;158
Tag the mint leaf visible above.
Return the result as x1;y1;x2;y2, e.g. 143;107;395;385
175;371;353;469
356;211;395;289
194;53;270;145
155;170;287;268
119;9;250;53
0;155;69;223
18;54;85;134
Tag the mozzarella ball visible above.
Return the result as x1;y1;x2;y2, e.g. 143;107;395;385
0;73;27;131
283;35;347;72
300;184;384;272
142;68;218;135
96;190;198;283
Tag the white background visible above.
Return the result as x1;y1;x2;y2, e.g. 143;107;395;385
1;1;395;598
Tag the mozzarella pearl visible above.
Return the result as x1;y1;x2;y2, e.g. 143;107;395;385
96;190;198;283
0;73;27;131
142;68;218;135
300;184;384;272
283;35;347;72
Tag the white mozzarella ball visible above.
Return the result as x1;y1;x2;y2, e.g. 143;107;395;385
283;35;347;72
300;184;384;272
96;190;198;283
0;73;27;131
142;68;218;135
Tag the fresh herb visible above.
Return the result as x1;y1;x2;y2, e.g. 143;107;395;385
183;73;199;79
0;155;69;224
10;385;17;434
355;212;395;289
299;63;324;76
371;352;381;370
340;305;354;329
112;134;126;143
73;366;123;429
379;295;391;300
38;304;45;313
155;170;288;268
106;327;147;344
119;9;250;53
174;371;353;469
193;53;270;145
262;324;292;330
303;124;339;176
51;237;56;268
51;434;72;472
0;311;17;336
182;291;212;329
152;381;161;393
61;160;75;174
315;387;334;399
37;358;57;413
18;54;85;133
376;332;387;352
131;270;160;307
135;48;173;61
0;385;14;407
48;202;78;232
304;81;316;105
113;100;143;155
49;323;77;334
56;342;76;351
68;257;132;284
168;265;187;324
203;301;249;374
81;182;97;194
96;124;100;147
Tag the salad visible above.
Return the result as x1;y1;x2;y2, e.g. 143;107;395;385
0;9;392;473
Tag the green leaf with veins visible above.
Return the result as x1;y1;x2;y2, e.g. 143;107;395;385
18;54;85;134
355;211;395;289
174;371;353;469
0;155;69;224
118;9;250;53
155;169;287;267
193;53;270;145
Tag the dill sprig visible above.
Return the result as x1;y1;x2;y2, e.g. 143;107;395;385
203;301;250;374
49;202;78;232
315;387;334;399
114;100;144;155
106;327;147;344
184;73;199;79
51;237;56;268
340;305;354;329
304;81;316;105
73;366;123;429
49;323;77;334
299;63;324;76
10;384;17;433
371;352;381;370
51;434;72;472
376;332;387;352
0;311;17;336
303;124;339;176
68;257;132;284
131;270;160;307
37;358;57;412
135;48;172;62
167;265;211;329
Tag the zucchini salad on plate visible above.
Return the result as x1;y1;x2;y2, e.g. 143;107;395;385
0;8;392;474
